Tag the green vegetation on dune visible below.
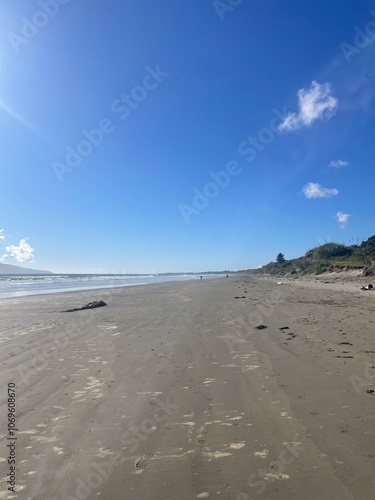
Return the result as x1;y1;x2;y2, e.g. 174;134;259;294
257;235;375;277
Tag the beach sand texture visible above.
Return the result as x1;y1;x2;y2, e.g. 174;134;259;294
0;276;375;499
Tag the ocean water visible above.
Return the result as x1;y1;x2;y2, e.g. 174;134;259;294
0;274;219;300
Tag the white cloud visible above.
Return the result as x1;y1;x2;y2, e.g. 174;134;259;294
336;211;351;228
5;238;35;262
329;159;350;168
302;182;339;199
279;81;338;132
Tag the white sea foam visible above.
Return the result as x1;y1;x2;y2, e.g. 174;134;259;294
0;274;224;299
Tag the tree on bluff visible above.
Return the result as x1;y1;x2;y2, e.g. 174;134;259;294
276;253;286;263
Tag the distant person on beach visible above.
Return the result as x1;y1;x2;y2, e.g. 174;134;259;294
200;276;202;279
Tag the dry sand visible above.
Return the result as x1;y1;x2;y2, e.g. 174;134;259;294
0;276;375;499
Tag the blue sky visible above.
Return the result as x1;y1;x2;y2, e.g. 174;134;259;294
1;0;375;273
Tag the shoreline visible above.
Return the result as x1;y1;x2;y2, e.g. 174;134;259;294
0;278;209;309
0;275;211;302
0;276;374;499
0;268;371;302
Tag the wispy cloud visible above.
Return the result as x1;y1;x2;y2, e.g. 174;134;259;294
0;101;41;137
329;159;350;168
279;81;338;132
0;100;61;149
0;229;4;242
302;182;339;199
335;211;351;228
5;238;35;262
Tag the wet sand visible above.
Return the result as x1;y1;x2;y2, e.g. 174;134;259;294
0;276;374;499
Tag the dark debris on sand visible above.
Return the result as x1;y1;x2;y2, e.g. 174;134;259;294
61;300;107;313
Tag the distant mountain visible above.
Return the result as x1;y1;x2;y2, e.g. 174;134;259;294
0;262;53;275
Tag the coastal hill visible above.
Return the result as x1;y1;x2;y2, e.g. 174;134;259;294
0;262;52;275
255;235;375;277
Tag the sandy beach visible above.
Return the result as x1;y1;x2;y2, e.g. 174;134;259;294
0;276;375;499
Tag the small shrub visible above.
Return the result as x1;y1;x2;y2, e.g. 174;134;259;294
315;243;352;259
315;263;327;275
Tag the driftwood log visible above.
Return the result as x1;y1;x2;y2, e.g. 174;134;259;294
61;300;107;312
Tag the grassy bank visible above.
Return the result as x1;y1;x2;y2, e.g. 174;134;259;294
256;235;375;277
